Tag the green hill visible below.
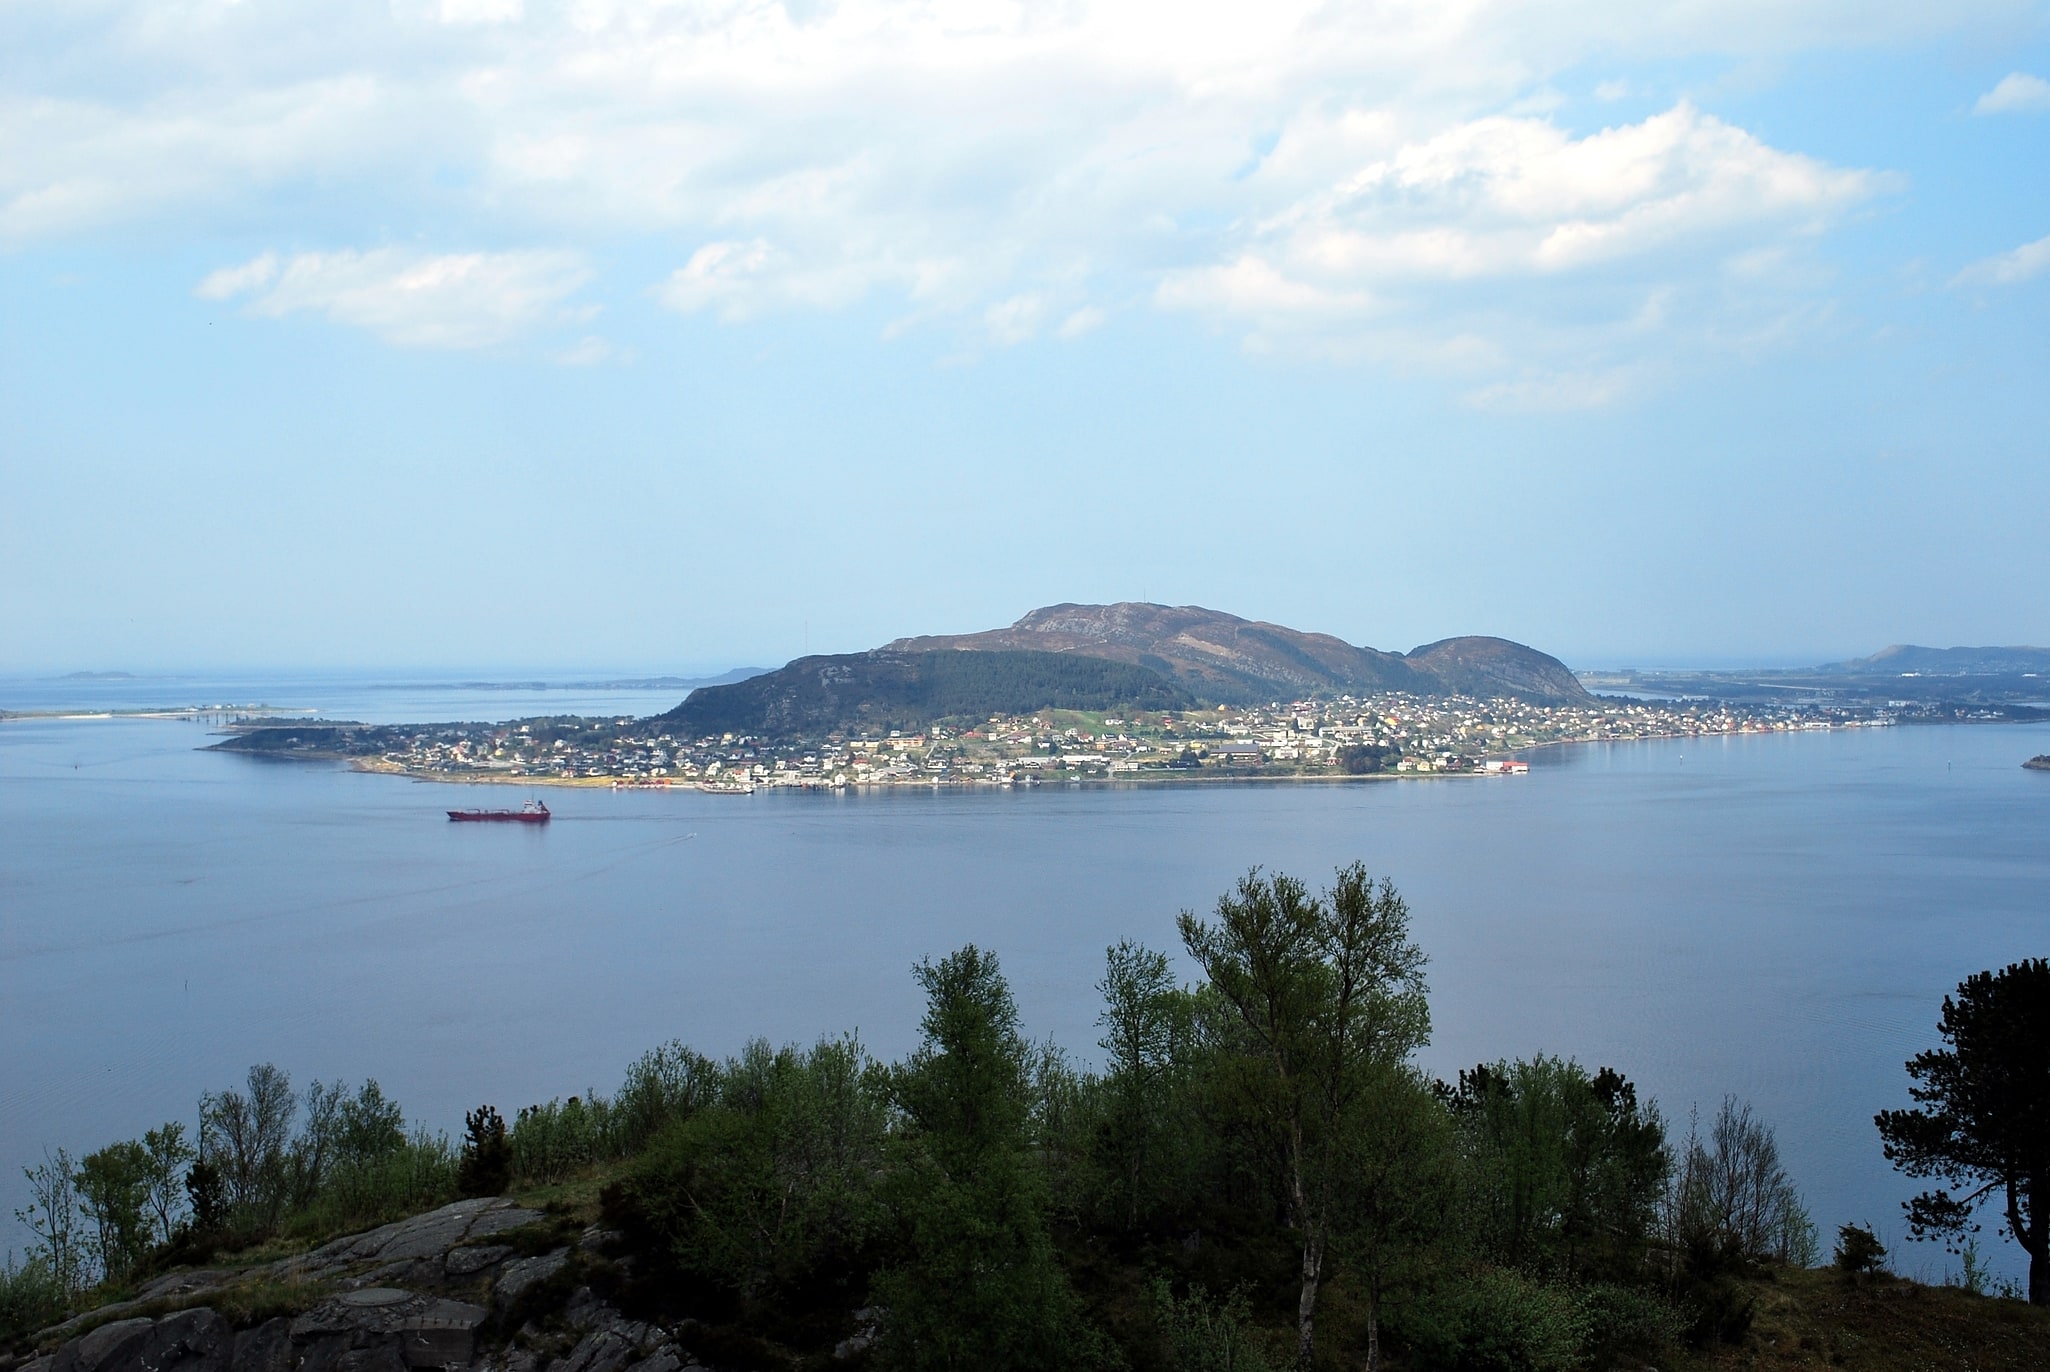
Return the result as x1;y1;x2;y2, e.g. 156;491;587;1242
650;648;1192;738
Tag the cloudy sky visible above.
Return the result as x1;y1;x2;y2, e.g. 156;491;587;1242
3;0;2046;672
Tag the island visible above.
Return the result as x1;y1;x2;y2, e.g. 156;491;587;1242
207;602;1913;790
2027;755;2050;771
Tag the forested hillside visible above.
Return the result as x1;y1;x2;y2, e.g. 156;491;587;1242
651;648;1192;738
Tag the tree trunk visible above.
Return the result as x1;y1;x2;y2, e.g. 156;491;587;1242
1363;1291;1380;1372
1296;1227;1324;1368
2013;1173;2046;1307
2031;1175;2047;1307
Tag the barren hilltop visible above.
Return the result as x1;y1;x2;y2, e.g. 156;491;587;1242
889;601;1590;706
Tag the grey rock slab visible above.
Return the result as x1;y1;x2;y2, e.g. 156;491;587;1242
230;1319;294;1372
54;1319;152;1372
395;1300;486;1370
459;1210;544;1246
292;1290;431;1343
443;1245;510;1278
132;1270;234;1303
51;1310;231;1372
493;1251;567;1309
309;1198;540;1268
554;1331;638;1372
620;1348;683;1372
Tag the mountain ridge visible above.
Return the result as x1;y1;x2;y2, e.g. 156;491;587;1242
1821;644;2050;676
889;602;1589;705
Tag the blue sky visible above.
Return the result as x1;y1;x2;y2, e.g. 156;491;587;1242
3;0;2046;674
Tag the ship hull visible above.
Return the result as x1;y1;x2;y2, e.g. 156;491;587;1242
447;809;550;823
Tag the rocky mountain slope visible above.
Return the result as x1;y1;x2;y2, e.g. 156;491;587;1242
890;603;1589;705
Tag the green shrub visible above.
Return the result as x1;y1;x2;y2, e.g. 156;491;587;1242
511;1097;606;1184
608;1037;889;1319
1574;1282;1684;1365
459;1107;511;1198
0;1252;68;1348
1148;1278;1273;1372
611;1042;721;1157
1833;1222;1887;1275
285;1132;458;1239
1400;1269;1589;1372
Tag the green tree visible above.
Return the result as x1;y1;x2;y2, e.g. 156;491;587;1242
16;1148;86;1299
1331;1065;1455;1372
1149;1278;1273;1372
1096;939;1192;1229
874;945;1094;1371
458;1106;511;1197
1669;1097;1816;1269
200;1063;297;1231
184;1158;226;1233
75;1141;152;1280
616;1037;888;1312
287;1079;345;1209
1178;864;1430;1367
1875;958;2049;1305
1445;1058;1670;1282
140;1123;195;1245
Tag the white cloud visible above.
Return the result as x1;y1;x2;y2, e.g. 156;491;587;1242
196;252;278;300
1465;367;1637;412
554;334;625;366
438;0;522;24
198;248;592;347
983;294;1044;346
1155;103;1881;389
1056;306;1107;339
1973;72;2050;114
1953;233;2050;286
655;237;956;321
7;0;1958;379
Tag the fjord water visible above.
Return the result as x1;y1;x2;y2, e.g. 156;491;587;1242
3;690;2046;1283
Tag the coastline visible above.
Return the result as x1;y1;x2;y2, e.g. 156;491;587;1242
347;717;1911;791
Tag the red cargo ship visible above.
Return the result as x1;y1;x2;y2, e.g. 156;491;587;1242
447;799;551;823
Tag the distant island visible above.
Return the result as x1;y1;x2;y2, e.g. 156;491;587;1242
2026;755;2050;771
208;602;1910;790
1585;640;2050;711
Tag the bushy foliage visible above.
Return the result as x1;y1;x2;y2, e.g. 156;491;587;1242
509;1097;608;1184
1669;1097;1817;1270
1399;1268;1590;1372
1149;1279;1274;1372
1834;1222;1888;1274
0;1253;68;1347
1444;1057;1671;1282
459;1106;511;1198
872;946;1102;1371
609;1037;888;1317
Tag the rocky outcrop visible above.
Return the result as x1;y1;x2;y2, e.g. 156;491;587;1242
14;1200;736;1372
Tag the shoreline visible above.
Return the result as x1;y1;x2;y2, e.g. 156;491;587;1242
346;716;1921;791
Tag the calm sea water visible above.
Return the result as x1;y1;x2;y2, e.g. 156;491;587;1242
3;678;2046;1283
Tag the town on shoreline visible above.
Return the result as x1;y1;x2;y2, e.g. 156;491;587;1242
211;688;1962;792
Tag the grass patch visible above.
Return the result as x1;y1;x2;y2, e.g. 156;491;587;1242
1679;1266;2050;1371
